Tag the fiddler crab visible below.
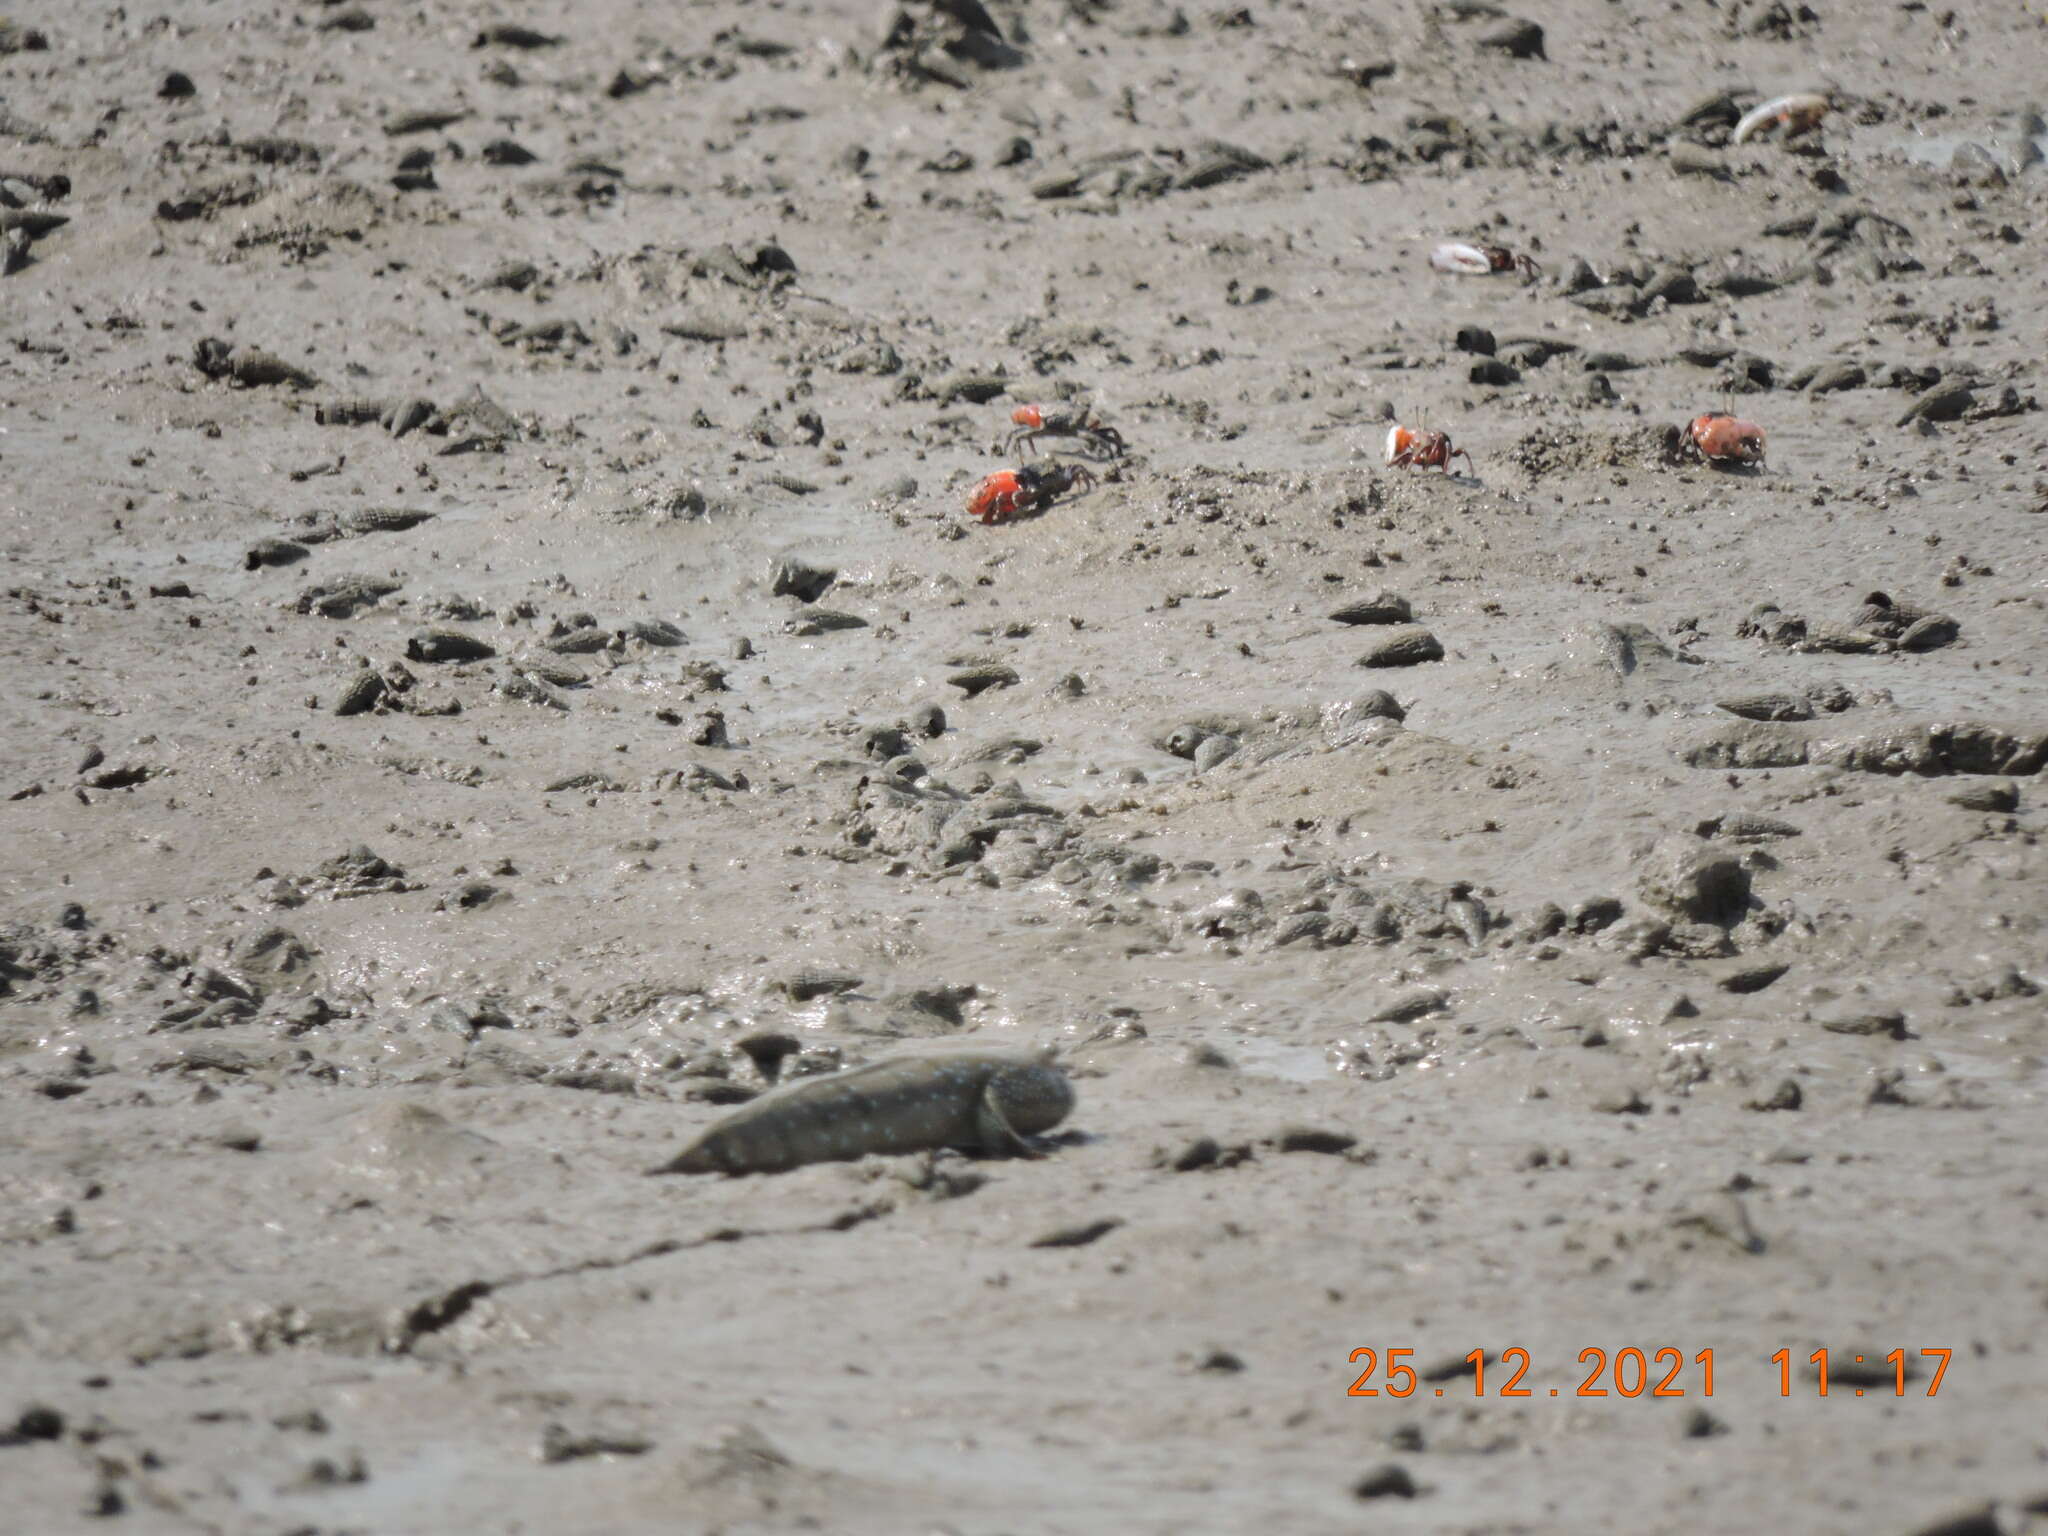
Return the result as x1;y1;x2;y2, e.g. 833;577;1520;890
1385;424;1473;474
1430;240;1541;283
1680;413;1766;467
1004;404;1126;460
1732;92;1829;145
966;463;1096;525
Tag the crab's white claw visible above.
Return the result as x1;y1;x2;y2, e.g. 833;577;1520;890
1384;425;1405;466
1733;92;1829;145
1429;241;1493;276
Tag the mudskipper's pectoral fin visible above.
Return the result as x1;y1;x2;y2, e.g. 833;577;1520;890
645;1134;721;1175
645;1148;706;1176
974;1088;1042;1158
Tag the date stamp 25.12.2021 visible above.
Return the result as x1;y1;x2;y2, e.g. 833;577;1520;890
1346;1348;1952;1400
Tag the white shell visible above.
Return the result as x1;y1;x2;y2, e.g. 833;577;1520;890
1429;241;1493;276
1732;92;1829;145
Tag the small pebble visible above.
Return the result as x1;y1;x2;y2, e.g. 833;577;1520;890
1352;1463;1419;1500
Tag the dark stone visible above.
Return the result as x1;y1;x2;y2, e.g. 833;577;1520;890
734;1031;802;1082
1746;1079;1803;1111
14;1405;63;1440
770;556;836;604
1806;361;1867;394
1274;1126;1356;1155
782;969;861;1002
1568;896;1623;934
1353;1463;1420;1499
1719;963;1791;994
1476;18;1544;57
1897;382;1975;426
1329;592;1413;626
1820;1010;1909;1040
1029;1218;1124;1248
1640;266;1701;306
405;628;496;663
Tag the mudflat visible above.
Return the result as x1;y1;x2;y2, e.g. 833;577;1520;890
2;2;2044;1531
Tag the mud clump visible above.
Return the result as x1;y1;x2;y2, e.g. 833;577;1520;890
1638;837;1753;928
1358;627;1444;668
1684;721;2047;776
193;337;319;389
1508;423;1683;478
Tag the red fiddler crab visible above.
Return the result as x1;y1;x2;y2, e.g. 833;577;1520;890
966;462;1096;525
1005;404;1126;460
1384;424;1473;474
1430;241;1540;283
1680;413;1766;467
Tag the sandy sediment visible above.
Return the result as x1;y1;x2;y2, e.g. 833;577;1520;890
2;1;2044;1530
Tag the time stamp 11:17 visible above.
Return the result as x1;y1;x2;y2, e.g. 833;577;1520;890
1347;1348;1953;1400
